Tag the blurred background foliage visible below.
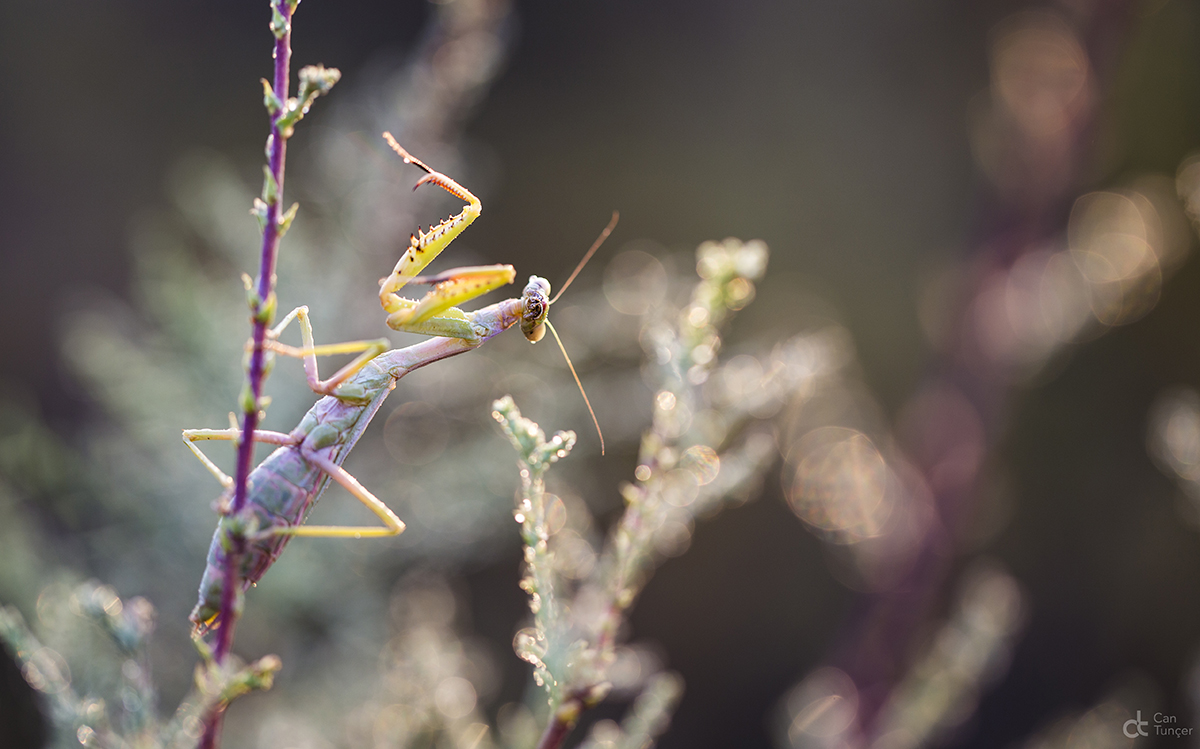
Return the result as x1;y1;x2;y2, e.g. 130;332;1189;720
3;0;1200;747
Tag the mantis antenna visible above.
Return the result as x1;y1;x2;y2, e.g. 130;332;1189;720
552;211;619;304
547;211;619;455
546;319;603;455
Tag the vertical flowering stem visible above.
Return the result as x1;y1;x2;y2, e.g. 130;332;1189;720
215;0;293;668
492;397;581;748
197;5;291;745
200;1;339;746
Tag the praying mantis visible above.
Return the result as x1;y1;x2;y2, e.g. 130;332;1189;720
184;134;615;630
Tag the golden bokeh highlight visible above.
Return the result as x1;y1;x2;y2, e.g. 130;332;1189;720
1068;192;1162;327
970;11;1092;198
786;427;892;544
783;666;860;747
990;13;1090;140
1150;390;1200;483
603;246;669;316
971;183;1185;371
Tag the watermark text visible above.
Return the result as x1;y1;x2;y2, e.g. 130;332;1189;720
1123;711;1193;739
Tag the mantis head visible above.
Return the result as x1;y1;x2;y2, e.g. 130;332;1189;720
520;275;551;343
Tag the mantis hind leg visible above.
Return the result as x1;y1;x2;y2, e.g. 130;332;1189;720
267;305;390;396
266;445;405;538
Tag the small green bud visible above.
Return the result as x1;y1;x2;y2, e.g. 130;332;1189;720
535;430;576;466
253;291;277;325
276;102;299;139
239;382;257;414
285;0;300;13
251;198;269;233
260;78;282;115
246;292;264;319
278;202;299;238
245;654;282;690
297;64;341;99
210;652;281;705
492;396;543;461
261;166;279;205
269;4;289;38
276;65;341;139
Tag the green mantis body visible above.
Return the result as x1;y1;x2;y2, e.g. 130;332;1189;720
185;136;582;630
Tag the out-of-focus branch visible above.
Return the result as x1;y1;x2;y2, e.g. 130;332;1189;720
496;240;851;749
780;4;1154;745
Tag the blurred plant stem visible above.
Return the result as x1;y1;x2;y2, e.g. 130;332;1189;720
1;582;280;749
536;701;580;749
495;240;800;749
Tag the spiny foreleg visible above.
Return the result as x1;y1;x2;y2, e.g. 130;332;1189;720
383;264;516;335
379;133;483;312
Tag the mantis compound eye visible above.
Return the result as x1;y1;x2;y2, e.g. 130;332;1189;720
520;275;551;343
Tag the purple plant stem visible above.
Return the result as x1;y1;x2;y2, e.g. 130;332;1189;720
536;696;583;749
200;3;293;747
831;1;1136;737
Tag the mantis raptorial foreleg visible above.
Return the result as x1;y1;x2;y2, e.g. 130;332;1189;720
376;133;521;338
378;133;480;305
383;264;516;334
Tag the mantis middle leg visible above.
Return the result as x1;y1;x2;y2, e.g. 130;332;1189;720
266;305;390;396
181;426;296;489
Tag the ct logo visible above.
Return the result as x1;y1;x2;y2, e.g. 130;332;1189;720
1124;711;1149;738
